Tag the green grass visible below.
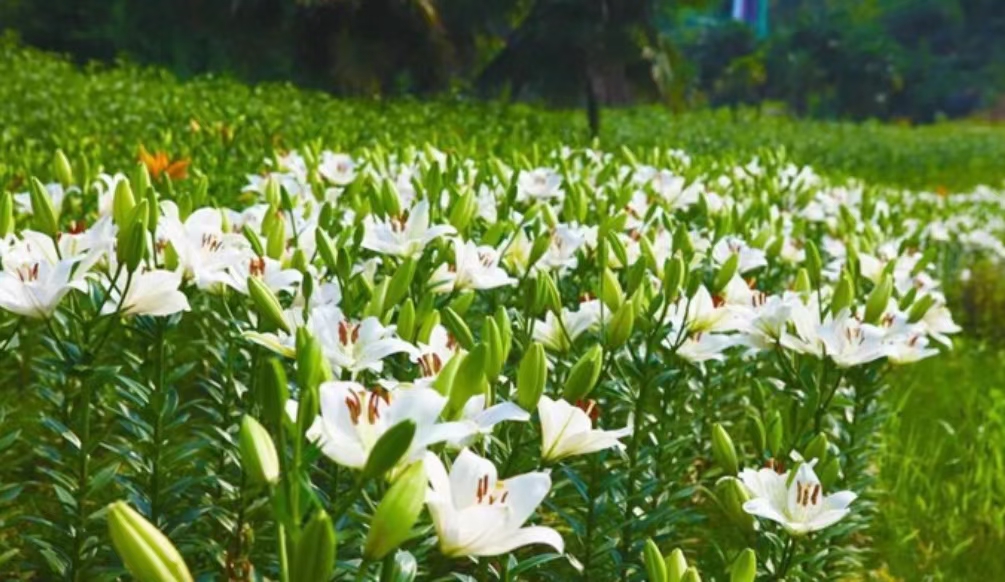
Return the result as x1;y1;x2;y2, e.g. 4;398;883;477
873;339;1005;580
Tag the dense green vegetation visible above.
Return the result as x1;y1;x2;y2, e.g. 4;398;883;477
0;40;1002;582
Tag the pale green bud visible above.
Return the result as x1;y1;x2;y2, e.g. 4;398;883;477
112;178;136;227
643;538;668;582
239;416;280;485
666;549;688;582
729;549;757;582
712;252;740;294
364;461;426;560
711;423;739;475
248;277;290;333
292;510;336;582
517;342;547;411
107;501;193;582
29;177;59;236
362;420;416;480
54;150;74;188
563;345;603;402
606;301;634;348
599;268;624;311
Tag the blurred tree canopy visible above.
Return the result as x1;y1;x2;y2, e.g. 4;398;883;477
0;0;1002;123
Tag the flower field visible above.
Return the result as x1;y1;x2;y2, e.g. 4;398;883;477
1;38;1004;581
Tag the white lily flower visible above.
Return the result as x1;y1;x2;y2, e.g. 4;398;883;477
430;239;516;293
816;310;890;367
532;299;604;352
517;168;563;202
712;236;767;274
538;396;631;462
309;305;417;375
0;258;87;318
223;255;302;295
361;200;455;258
448;395;530;449
740;461;857;535
161;206;246;291
102;269;190;317
308;382;472;469
424;449;563;557
318;152;357;186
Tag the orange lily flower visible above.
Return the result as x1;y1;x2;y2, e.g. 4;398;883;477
139;146;190;181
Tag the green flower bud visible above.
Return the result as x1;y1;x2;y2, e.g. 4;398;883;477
266;213;286;260
118;200;150;272
817;456;842;486
397;299;416;343
666;548;688;582
292;510;336;582
563;345;603;402
803;432;829;464
415;310;441;345
898;286;918;312
243;225;264;257
259;358;289;428
448;189;477;233
711;423;739;475
663;256;685;303
382;180;402;218
599;268;624;311
316;229;338;274
362;420;416;480
0;192;14;238
729;549;757;582
295;327;327;395
672;228;694;258
54;150;74;188
112;178;136;227
830;274;854;316
446;344;488;418
804;240;822;289
494;306;513;364
29;177;59;236
747;414;766;454
517;342;547;411
864;274;893;324
264;177;281;208
680;567;702;582
384;551;418;582
907;294;935;324
441;307;474;351
528;233;551;270
715;477;754;532
134;162;152;201
606;301;634;349
385;259;416;309
432;352;463;396
248;277;290;333
536;273;562;315
712;252;740;294
239;416;280;485
144;182;159;234
482;316;505;381
910;246;938;277
766;411;784;455
364;461;426;560
364;279;389;320
643;538;668;582
107;501;193;582
448;291;476;316
792;268;812;294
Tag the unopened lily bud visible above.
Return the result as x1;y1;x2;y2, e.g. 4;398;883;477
864;275;892;324
606;301;634;349
536;273;562;315
264;176;281;207
384;551;418;582
540;203;558;229
672;228;694;258
134;161;152;200
898;286;918;311
715;477;754;531
482;317;505;380
517;342;547;411
239;416;280;485
265;214;286;260
663;256;685;303
118;200;149;272
563;345;603;402
446;344;488;418
494;306;513;363
817;456;842;486
729;549;757;582
907;294;935;323
243;225;264;257
397;299;416;343
248;277;290;333
712;252;740;294
295;328;327;395
382;179;402;218
0;192;14;237
711;423;739;475
830;274;853;315
666;548;688;582
415;310;440;345
637;235;658;274
607;230;628;267
107;501;193;582
441;307;474;351
803;432;829;464
449;291;476;316
643;538;668;582
910;246;938;277
292;510;336;582
362;420;416;481
54;150;74;188
112;178;136;227
681;567;702;582
316;229;338;273
144;183;159;234
528;233;551;269
432;352;462;396
747;414;766;454
448;189;477;233
364;461;426;560
259;358;289;428
793;268;812;294
599;268;624;311
385;259;416;311
804;240;822;289
29;177;59;236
